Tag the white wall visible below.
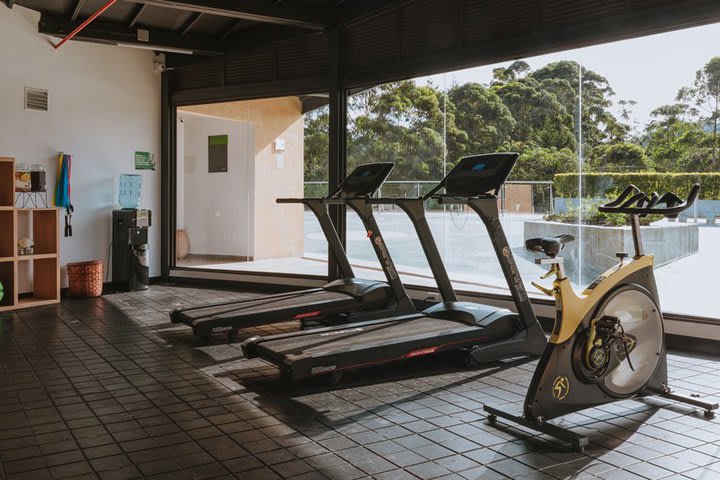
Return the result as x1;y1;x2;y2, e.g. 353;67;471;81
180;113;254;257
0;6;161;285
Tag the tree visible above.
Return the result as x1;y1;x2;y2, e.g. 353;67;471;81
347;81;462;182
303;106;329;184
447;82;515;162
676;56;720;169
491;60;530;86
644;103;710;172
510;145;578;181
587;143;653;172
494;78;577;150
531;61;630;147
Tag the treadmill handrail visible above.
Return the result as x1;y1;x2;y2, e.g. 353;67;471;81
365;196;457;303
432;194;495;204
276;197;376;205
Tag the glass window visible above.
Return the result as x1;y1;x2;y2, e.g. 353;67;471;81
175;96;329;278
342;21;720;320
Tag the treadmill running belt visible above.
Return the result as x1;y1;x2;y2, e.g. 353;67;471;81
257;316;511;356
178;289;360;326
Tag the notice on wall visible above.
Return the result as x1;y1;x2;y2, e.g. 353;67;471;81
208;135;228;173
135;151;155;170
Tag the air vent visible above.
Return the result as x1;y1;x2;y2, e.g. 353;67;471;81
25;87;48;111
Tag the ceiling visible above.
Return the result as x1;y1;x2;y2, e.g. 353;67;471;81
7;0;340;55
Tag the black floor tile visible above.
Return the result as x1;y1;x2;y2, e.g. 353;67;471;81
0;286;718;480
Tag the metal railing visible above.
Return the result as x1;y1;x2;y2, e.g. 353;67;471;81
304;180;555;214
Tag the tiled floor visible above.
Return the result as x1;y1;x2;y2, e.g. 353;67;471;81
0;285;719;480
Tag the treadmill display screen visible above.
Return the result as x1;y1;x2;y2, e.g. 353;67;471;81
443;152;519;197
338;162;395;198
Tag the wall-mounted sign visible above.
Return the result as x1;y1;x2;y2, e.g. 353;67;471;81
135;151;155;170
208;135;228;173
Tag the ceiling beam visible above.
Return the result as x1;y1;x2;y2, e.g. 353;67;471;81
71;0;86;21
128;4;148;28
221;19;244;39
39;13;224;55
121;0;329;30
181;12;203;37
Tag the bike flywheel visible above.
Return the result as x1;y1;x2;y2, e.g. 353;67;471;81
596;287;664;397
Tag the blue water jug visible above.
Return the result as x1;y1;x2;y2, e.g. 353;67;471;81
119;174;142;209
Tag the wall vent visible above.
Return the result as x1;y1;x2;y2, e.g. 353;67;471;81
25;87;48;111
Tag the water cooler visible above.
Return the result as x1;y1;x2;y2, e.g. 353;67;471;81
112;209;151;291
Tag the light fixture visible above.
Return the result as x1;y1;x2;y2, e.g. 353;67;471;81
115;42;194;55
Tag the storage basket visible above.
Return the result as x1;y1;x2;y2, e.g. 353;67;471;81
67;260;104;298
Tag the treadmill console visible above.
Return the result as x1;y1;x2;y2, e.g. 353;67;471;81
440;153;519;197
333;162;394;199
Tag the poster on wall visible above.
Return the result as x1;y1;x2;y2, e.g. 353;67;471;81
208;135;228;173
135;151;155;170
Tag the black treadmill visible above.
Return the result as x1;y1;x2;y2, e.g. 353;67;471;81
241;153;547;381
171;163;416;341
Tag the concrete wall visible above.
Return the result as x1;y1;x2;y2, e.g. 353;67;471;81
522;220;699;284
0;5;161;287
178;113;254;257
180;98;304;260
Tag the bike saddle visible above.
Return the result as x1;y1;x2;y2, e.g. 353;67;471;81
525;234;575;258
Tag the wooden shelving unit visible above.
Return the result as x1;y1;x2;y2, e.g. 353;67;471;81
0;157;60;312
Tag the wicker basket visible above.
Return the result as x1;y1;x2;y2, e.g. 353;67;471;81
67;260;104;298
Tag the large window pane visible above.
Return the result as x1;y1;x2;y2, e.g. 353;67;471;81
344;56;582;298
175;96;329;277
571;24;720;319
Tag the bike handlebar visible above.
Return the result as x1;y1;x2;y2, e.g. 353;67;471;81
598;184;700;216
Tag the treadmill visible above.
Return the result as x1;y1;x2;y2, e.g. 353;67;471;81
241;153;547;381
170;162;416;341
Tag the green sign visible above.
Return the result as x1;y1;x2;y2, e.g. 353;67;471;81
135;151;155;170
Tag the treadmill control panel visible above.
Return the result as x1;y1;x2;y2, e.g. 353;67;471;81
441;152;519;197
333;162;394;199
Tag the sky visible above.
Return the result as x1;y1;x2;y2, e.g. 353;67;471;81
420;21;720;132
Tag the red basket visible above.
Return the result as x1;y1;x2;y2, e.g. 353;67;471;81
67;260;104;298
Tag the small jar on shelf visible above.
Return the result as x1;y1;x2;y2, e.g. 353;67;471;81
30;164;47;192
15;164;31;192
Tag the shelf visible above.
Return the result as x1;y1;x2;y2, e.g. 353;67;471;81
0;158;14;207
0;261;14;309
0;210;14;258
14;297;60;310
17;253;57;261
0;156;60;312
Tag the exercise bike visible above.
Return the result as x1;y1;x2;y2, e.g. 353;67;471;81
484;184;718;451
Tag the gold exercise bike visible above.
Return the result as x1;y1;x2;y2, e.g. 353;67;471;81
484;183;718;451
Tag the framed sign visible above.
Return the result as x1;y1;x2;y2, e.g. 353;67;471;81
135;151;155;170
208;135;228;173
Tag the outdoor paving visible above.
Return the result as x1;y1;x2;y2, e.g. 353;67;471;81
1;285;719;479
181;211;720;318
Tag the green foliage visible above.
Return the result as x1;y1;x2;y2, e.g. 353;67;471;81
643;103;713;172
554;172;720;199
509;145;577;181
303;106;330;183
676;56;720;169
544;201;660;226
545;200;627;226
303;55;720;185
587;142;654;172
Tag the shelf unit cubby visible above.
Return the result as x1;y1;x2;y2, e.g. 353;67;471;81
0;157;60;312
